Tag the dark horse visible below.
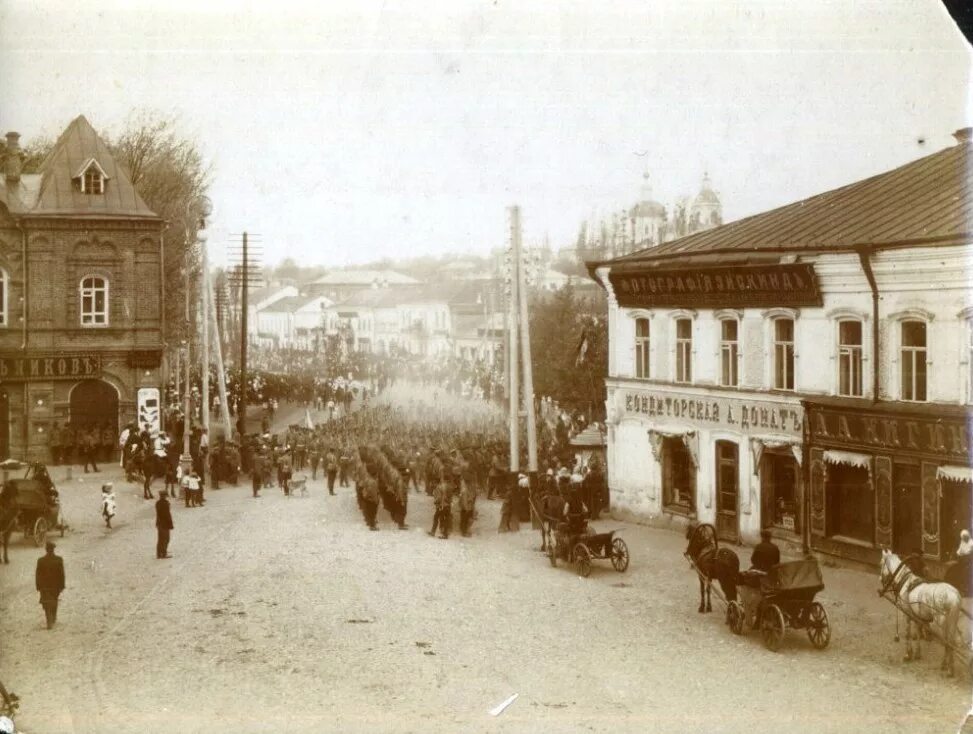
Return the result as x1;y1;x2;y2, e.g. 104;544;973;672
0;480;17;564
685;522;739;613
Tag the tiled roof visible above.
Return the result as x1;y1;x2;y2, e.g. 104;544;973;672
598;136;973;268
8;115;159;220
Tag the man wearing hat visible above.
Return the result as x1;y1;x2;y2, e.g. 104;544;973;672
750;528;781;573
35;541;65;629
156;489;174;559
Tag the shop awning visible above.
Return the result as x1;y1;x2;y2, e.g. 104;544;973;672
937;465;973;483
823;450;871;470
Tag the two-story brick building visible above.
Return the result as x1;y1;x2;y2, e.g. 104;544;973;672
0;115;165;460
590;129;973;571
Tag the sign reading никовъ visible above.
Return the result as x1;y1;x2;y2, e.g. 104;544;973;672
609;263;821;308
623;390;803;437
0;355;103;381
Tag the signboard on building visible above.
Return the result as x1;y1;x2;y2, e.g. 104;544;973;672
137;387;161;434
609;263;821;309
0;354;102;381
621;389;802;437
807;405;969;463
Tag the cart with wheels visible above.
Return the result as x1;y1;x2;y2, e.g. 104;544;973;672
726;558;831;652
547;517;629;578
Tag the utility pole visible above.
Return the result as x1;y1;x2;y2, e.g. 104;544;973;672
507;214;520;478
207;270;233;440
201;234;210;439
513;206;538;475
227;233;263;438
238;232;249;437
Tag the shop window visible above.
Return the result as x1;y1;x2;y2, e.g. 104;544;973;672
837;320;863;397
675;318;692;384
773;318;795;390
663;437;696;512
900;320;927;402
720;319;738;387
0;268;7;327
825;464;873;544
762;451;800;534
80;275;109;326
634;317;650;379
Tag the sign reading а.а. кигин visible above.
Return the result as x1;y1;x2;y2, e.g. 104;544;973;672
609;263;822;309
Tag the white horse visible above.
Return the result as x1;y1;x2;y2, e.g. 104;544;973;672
879;549;964;676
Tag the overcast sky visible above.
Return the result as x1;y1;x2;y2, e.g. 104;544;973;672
1;0;969;268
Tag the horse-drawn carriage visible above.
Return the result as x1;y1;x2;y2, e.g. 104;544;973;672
0;461;66;561
878;549;972;679
546;515;629;577
726;558;831;652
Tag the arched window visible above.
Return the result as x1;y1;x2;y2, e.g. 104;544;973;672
80;276;109;326
719;318;739;387
772;318;795;390
900;320;927;401
675;318;693;384
837;320;863;397
0;268;8;327
634;317;650;379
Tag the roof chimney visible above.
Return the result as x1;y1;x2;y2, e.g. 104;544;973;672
953;127;973;145
4;132;22;183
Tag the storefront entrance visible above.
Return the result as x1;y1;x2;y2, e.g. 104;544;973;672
892;463;922;556
70;379;119;435
0;389;8;460
825;463;874;544
716;440;739;542
941;476;973;560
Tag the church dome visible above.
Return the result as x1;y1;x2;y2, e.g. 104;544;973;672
633;171;666;218
694;172;720;207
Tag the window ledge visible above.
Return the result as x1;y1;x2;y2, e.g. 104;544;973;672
664;504;696;518
828;534;875;549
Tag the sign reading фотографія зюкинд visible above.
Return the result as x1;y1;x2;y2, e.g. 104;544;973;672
609;263;821;309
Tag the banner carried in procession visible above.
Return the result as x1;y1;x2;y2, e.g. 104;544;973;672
609;262;821;309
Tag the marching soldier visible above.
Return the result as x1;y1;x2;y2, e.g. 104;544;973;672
458;476;476;537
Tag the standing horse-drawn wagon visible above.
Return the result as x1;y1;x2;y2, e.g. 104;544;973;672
546;515;629;577
0;461;66;561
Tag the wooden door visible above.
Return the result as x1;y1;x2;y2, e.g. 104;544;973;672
716;440;739;542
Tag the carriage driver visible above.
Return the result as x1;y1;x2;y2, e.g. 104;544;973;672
562;478;589;536
750;529;781;574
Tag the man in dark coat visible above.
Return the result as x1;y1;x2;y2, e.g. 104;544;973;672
36;541;65;629
751;529;781;573
155;493;174;559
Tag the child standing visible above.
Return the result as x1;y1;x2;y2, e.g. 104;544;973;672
101;483;116;530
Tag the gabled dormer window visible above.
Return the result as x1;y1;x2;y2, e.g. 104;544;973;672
74;158;109;195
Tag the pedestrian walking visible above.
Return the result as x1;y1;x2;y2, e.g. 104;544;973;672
325;450;338;495
155;492;173;559
81;427;99;473
100;483;116;530
35;541;65;629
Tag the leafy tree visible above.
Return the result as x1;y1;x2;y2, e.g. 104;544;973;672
527;283;607;421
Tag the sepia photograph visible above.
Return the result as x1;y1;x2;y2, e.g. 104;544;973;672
0;1;971;732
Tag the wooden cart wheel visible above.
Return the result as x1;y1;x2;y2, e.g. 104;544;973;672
32;517;49;547
727;601;745;635
761;604;786;652
610;537;630;572
574;544;592;578
806;602;831;649
547;540;557;567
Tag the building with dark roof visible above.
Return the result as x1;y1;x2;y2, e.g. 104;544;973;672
0;116;165;460
590;129;973;570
